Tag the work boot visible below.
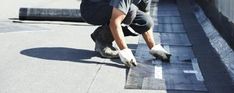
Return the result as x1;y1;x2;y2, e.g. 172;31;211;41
150;44;171;62
91;25;119;58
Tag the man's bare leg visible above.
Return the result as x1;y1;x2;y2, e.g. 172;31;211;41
142;28;155;49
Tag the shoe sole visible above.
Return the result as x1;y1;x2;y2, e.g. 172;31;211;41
91;33;96;42
95;48;119;59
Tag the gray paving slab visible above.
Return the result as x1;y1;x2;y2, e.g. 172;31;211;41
0;23;104;93
85;60;127;93
0;0;156;93
0;22;48;33
0;21;148;93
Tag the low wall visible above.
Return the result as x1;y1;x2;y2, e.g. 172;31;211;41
192;0;234;85
195;0;234;50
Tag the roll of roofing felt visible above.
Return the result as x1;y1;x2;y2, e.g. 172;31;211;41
19;8;84;22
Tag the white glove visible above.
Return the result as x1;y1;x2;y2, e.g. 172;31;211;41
150;44;170;54
119;48;137;67
150;44;171;61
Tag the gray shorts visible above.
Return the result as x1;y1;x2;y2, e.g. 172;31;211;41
80;0;153;34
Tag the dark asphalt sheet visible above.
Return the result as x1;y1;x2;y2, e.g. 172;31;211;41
125;0;208;92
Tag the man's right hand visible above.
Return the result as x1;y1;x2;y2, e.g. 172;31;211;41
119;48;137;67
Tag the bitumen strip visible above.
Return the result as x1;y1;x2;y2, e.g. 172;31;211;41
19;8;84;22
177;0;234;92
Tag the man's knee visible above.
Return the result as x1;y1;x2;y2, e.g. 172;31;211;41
144;14;154;31
130;12;154;34
138;13;154;32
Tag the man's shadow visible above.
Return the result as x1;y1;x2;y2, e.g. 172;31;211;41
20;47;126;68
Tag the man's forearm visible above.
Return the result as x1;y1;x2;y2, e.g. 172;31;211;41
109;22;128;50
109;8;128;50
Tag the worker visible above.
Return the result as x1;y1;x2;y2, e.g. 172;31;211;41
80;0;171;67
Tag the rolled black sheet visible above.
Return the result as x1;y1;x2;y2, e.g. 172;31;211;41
19;8;84;22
